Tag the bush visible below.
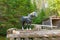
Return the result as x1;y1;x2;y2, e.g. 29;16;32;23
0;0;36;36
33;9;46;24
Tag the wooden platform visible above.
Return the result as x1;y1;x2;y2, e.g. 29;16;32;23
7;30;60;38
6;28;60;40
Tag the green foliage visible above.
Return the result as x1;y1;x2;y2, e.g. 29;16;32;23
0;0;36;36
1;0;60;36
47;0;60;16
33;9;46;24
0;27;7;36
0;36;6;40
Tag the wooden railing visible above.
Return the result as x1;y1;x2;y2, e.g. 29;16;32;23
31;24;57;30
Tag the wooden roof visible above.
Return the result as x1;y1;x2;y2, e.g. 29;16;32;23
43;15;60;21
50;15;60;19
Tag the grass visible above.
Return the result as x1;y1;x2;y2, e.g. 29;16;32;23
0;36;6;40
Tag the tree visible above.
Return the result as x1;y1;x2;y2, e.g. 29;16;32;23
0;0;36;36
47;0;60;16
33;9;46;24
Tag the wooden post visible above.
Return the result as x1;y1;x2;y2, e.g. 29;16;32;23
10;38;14;40
25;38;29;40
34;38;38;40
50;17;53;29
16;38;20;40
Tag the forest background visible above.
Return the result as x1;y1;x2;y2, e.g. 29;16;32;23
0;0;60;36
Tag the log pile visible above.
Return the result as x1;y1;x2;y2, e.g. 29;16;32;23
7;30;60;38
